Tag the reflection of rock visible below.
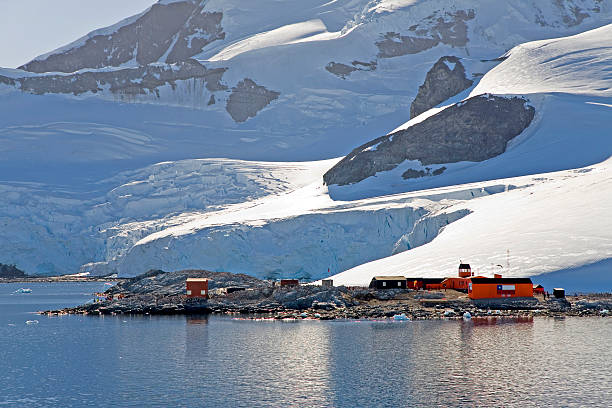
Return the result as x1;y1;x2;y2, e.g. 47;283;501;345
376;10;475;58
325;60;377;79
226;79;280;123
17;59;227;97
323;95;535;186
20;1;225;73
410;56;473;118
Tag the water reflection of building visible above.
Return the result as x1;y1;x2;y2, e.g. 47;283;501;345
185;315;209;358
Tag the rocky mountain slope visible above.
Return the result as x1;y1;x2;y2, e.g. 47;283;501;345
0;1;611;291
2;0;611;176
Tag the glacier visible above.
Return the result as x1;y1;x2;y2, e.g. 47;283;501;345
0;0;611;292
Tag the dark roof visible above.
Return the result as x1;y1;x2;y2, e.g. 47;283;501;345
371;276;407;281
470;277;532;284
459;263;471;269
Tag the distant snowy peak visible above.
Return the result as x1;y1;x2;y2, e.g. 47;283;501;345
2;0;611;128
20;0;224;73
18;0;612;74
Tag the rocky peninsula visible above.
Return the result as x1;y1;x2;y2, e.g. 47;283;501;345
41;270;612;320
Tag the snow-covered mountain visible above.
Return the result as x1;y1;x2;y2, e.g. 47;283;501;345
1;0;611;291
2;0;611;175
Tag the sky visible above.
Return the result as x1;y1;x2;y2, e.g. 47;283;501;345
0;0;156;68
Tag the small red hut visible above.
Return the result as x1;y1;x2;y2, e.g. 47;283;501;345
280;279;299;287
186;278;209;298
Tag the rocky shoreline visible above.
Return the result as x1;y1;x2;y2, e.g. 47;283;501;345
41;270;611;321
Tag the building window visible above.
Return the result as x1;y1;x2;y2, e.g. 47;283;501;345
398;282;401;287
382;282;386;287
187;290;192;295
201;290;206;295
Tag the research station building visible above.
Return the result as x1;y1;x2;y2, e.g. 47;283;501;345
186;278;209;298
468;277;533;299
369;276;407;289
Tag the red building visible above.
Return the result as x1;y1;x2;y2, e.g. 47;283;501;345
280;279;299;287
458;263;472;278
186;278;209;298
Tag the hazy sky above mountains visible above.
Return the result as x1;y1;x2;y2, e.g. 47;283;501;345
0;0;156;68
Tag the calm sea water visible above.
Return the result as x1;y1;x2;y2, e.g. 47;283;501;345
1;282;610;408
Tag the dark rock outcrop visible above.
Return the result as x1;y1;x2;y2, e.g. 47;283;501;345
18;59;227;97
375;10;475;58
325;60;377;79
410;56;473;118
323;94;535;186
0;263;27;279
225;78;280;122
106;269;267;297
0;75;15;86
165;11;225;63
20;1;225;73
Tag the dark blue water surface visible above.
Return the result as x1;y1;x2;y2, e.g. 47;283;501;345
1;282;611;407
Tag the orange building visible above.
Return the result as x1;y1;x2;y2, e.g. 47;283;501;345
441;277;470;291
186;278;209;298
468;277;533;299
458;263;472;278
423;278;444;290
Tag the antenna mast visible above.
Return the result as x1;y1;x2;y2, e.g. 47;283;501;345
506;249;510;270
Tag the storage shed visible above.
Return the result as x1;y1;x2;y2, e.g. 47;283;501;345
321;279;333;287
533;284;545;295
226;287;246;294
468;277;533;299
369;276;407;289
186;278;209;299
553;288;565;298
280;279;299;287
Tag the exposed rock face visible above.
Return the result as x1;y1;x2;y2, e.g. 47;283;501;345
536;0;601;27
376;10;475;58
323;94;535;186
325;60;377;79
20;1;225;73
165;11;225;63
0;263;27;279
225;78;280;122
0;75;15;86
17;59;227;97
106;269;267;297
410;56;473;118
